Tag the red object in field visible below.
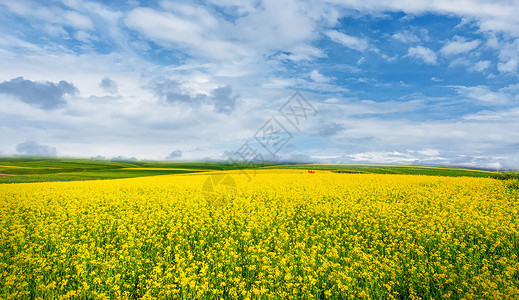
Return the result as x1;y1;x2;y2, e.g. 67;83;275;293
308;170;315;173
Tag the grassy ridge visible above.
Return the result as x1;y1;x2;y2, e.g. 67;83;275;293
0;158;138;175
0;169;205;183
0;158;210;183
265;164;499;177
0;158;282;183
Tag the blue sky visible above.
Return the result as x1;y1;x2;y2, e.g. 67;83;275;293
0;0;518;169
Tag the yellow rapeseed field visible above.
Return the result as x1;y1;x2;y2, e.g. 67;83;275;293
1;169;518;299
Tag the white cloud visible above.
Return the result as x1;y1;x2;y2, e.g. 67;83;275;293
43;24;68;37
448;57;470;68
0;33;44;54
0;77;78;110
496;38;519;74
470;60;491;72
99;77;118;94
16;141;57;157
462;110;502;121
391;30;420;43
406;46;437;64
309;70;330;83
325;30;370;52
0;0;94;31
313;97;519;168
453;85;509;105
62;10;94;30
125;0;334;63
462;107;519;121
348;151;417;163
440;36;480;56
486;33;499;49
325;0;519;36
74;30;96;43
165;149;182;160
347;149;446;164
233;0;322;48
125;7;240;60
417;149;440;156
497;59;518;73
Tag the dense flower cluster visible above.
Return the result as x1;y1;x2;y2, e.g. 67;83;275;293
1;170;518;299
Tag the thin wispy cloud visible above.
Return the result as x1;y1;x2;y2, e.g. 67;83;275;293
325;30;370;52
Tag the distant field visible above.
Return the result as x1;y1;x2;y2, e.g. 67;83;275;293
0;158;515;184
272;164;499;178
0;158;218;183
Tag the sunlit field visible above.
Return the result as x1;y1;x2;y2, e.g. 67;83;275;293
1;169;518;299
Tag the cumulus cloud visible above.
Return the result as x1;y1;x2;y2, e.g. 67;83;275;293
0;77;77;109
470;60;491;72
317;122;345;137
391;30;420;43
496;37;519;74
99;77;118;94
149;77;203;104
448;57;470;68
497;59;518;73
16;141;57;157
165;149;182;160
281;153;315;164
406;46;437;64
125;1;333;62
440;36;480;56
211;85;237;114
111;155;137;162
148;77;238;114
